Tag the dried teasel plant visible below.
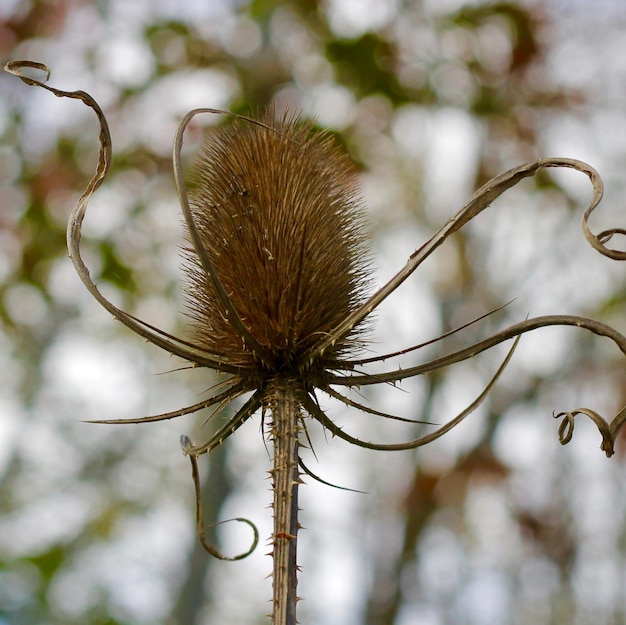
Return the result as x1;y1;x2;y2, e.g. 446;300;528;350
6;60;626;625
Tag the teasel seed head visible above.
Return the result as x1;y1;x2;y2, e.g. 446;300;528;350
183;112;372;376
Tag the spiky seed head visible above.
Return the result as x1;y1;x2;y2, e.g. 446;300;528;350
183;112;371;375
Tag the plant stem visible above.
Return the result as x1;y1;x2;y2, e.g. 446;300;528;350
271;381;300;625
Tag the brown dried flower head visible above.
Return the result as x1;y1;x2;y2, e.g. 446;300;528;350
184;113;371;376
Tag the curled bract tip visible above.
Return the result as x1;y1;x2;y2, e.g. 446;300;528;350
213;517;260;561
596;227;626;259
554;405;626;458
186;445;259;560
4;60;51;85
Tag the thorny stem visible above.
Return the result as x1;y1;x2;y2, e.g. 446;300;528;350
269;381;301;625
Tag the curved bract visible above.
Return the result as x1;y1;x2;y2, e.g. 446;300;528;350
5;60;626;570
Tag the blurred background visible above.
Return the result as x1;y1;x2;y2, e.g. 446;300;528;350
1;1;626;624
